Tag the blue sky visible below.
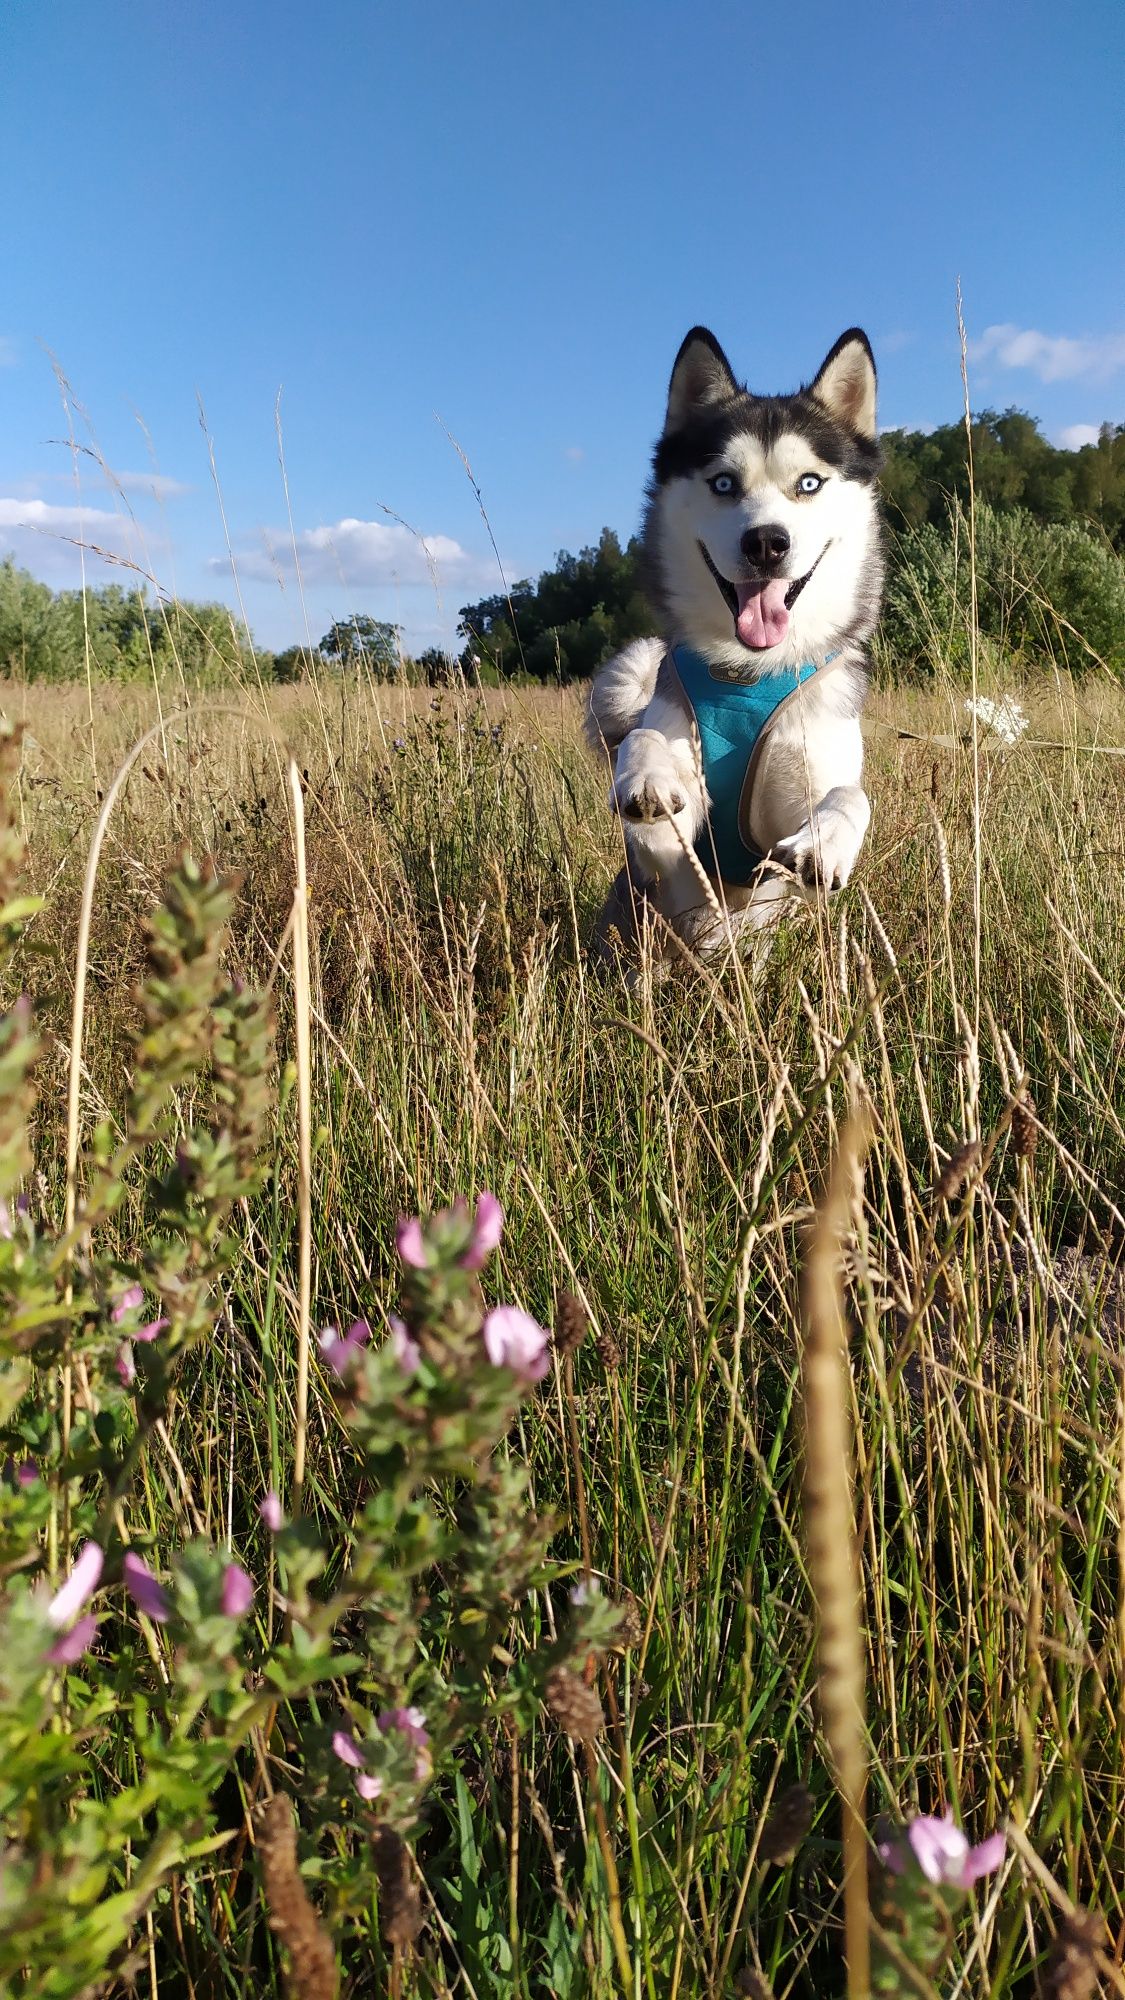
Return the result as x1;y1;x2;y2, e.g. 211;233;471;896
1;0;1122;653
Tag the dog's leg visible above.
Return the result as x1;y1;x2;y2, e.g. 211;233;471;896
590;865;643;963
610;724;709;913
773;784;871;893
585;637;665;754
752;704;871;896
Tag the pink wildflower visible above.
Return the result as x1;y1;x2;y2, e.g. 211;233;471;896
221;1563;254;1618
332;1729;385;1802
378;1705;429;1751
46;1542;104;1629
134;1317;169;1343
460;1192;503;1269
395;1215;428;1269
482;1305;550;1382
111;1284;144;1324
389;1314;420;1375
46;1613;99;1667
17;1459;37;1488
379;1704;430;1781
116;1345;136;1386
880;1813;1005;1890
318;1318;371;1378
332;1729;364;1768
123;1551;170;1623
958;1830;1007;1885
260;1490;284;1532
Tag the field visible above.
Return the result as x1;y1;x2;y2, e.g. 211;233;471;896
5;655;1125;1998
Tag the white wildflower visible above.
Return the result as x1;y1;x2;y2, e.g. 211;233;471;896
963;695;1029;747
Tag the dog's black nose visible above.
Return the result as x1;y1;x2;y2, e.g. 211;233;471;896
741;523;791;568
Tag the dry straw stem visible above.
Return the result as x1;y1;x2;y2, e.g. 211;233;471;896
255;1794;338;2000
61;709;202;1565
287;757;314;1517
65;719;181;1233
956;277;984;1040
58;709;311;1591
801;1109;872;2000
1112;1368;1120;1776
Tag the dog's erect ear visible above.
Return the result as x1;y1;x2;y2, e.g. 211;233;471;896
664;328;739;433
810;330;877;440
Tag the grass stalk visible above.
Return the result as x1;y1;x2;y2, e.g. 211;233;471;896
802;1110;873;2000
287;757;313;1516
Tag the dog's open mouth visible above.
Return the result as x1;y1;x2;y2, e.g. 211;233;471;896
698;541;829;651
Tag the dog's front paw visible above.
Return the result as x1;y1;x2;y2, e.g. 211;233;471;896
775;810;863;893
611;736;690;822
614;770;688;822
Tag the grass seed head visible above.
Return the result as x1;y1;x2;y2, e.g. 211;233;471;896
255;1795;337;2000
545;1665;604;1742
1040;1909;1104;2000
1012;1088;1039;1163
733;1969;775;1999
594;1324;621;1370
613;1589;646;1650
759;1783;815;1866
371;1825;424;1948
935;1138;983;1204
553;1286;589;1356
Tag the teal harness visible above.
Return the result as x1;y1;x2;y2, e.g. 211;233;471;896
668;644;836;887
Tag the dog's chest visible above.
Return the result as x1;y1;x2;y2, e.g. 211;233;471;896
668;646;826;885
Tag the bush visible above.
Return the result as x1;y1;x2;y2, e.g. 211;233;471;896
878;501;1125;678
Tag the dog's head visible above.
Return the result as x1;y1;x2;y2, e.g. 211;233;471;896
643;328;883;672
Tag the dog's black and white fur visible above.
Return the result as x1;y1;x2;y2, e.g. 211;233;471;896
587;326;884;962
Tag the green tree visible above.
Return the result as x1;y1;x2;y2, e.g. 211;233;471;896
271;645;311;684
149;600;258;683
318;615;401;678
415;647;458;686
0;561;57;679
881;411;1125;547
456;529;652;684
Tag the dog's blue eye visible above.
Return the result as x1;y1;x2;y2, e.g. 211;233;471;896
709;473;737;496
798;473;824;494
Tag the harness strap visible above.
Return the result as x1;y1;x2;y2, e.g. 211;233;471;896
666;644;840;887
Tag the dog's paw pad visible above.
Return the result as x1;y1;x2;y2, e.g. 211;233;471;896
776;821;855;894
616;777;687;822
795;850;842;892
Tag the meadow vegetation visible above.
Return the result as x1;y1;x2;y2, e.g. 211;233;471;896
3;477;1125;1997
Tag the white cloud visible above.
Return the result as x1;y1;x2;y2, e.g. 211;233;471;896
969;323;1125;383
0;496;123;535
563;445;585;462
112;470;192;500
218;517;493;591
1054;422;1101;451
0;337;17;368
17;468;191;503
876;330;916;356
0;495;156;580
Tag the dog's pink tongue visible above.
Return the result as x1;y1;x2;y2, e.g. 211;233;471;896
736;579;790;650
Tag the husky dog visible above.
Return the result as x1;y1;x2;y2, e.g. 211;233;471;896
587;326;883;963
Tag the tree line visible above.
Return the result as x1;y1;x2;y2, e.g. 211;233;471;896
457;411;1125;682
0;570;412;688
2;409;1122;686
